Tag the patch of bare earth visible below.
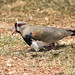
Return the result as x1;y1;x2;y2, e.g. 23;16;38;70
0;56;65;75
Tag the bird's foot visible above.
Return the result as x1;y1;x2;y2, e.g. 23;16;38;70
31;48;40;52
31;48;36;52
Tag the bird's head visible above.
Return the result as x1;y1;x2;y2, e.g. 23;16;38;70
15;22;27;33
9;21;27;34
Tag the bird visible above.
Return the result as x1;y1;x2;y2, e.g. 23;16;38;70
10;21;75;51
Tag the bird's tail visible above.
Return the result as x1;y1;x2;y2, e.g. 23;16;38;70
68;30;75;36
71;30;75;36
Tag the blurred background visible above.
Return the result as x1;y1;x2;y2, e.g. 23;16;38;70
0;0;75;26
0;0;75;75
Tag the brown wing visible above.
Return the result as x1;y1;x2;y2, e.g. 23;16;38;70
32;29;50;41
31;26;69;43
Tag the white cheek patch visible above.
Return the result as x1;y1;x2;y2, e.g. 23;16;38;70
31;41;39;51
17;26;20;31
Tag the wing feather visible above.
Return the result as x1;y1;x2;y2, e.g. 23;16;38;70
30;26;69;43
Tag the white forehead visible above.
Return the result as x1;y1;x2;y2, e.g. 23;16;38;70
16;21;27;24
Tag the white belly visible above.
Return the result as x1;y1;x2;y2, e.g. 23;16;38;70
30;40;47;51
31;41;39;51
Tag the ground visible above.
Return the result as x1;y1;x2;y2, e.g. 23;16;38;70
0;0;75;75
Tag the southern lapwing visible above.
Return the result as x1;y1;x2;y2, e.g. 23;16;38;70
10;22;75;51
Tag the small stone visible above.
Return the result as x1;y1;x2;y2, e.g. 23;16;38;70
23;73;32;75
6;58;14;67
8;71;16;75
6;63;12;67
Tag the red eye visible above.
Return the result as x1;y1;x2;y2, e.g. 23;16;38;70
18;24;21;27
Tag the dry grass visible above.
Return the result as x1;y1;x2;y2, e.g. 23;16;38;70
0;0;75;75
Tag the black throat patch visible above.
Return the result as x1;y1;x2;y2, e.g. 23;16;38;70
23;33;33;46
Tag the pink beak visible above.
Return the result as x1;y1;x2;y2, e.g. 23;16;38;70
8;27;16;35
8;27;15;31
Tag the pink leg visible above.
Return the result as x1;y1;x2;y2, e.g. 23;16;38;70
49;43;55;50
